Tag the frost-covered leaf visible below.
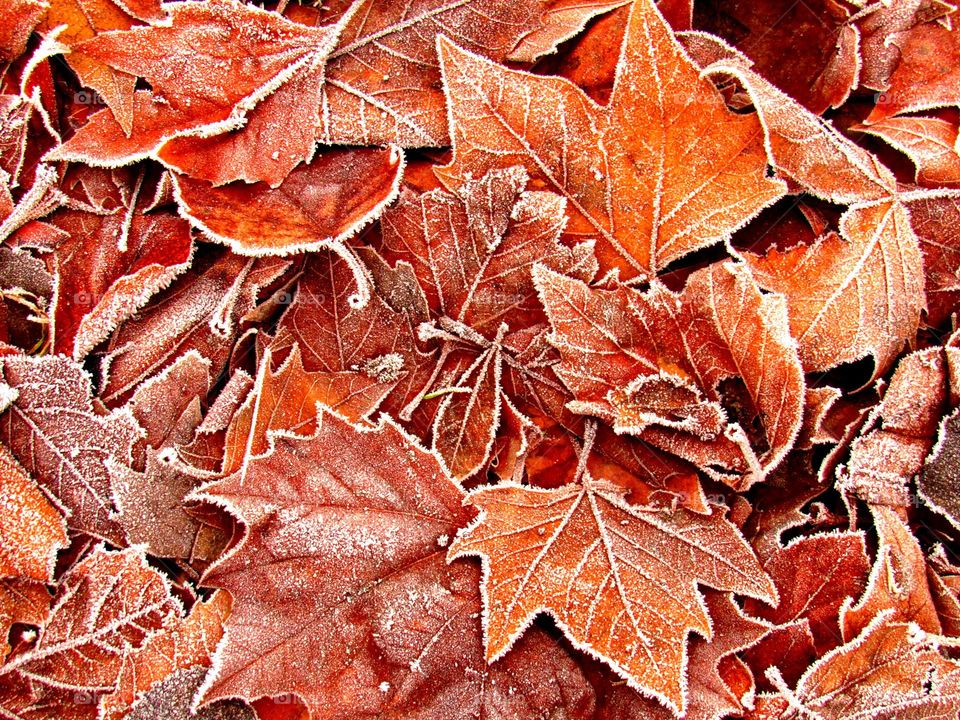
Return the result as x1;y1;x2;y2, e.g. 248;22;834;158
39;0;140;135
221;344;389;476
66;0;340;186
0;354;140;543
857;117;960;187
841;505;942;641
0;441;66;581
0;545;179;720
907;192;960;328
99;591;230;720
534;261;805;488
0;0;47;64
693;0;859;114
839;344;951;509
745;201;925;379
196;410;596;718
865;19;960;123
449;475;776;713
317;0;615;147
173;147;402;256
742;533;870;655
47;167;194;359
437;0;785;280
772;611;960;719
377;165;595;478
100;252;291;405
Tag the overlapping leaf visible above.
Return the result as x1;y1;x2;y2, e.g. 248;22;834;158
437;0;785;280
450;475;776;712
535;261;805;487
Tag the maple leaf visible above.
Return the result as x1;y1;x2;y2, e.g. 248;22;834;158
172;147;403;256
534;261;805;488
0;545;179;720
196;410;596;718
0;353;140;543
272;248;426;420
448;474;776;713
436;0;785;280
744;201;925;380
376;165;595;478
0;440;66;582
317;0;617;147
67;0;342;187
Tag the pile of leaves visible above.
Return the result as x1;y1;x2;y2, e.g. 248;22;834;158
2;0;960;717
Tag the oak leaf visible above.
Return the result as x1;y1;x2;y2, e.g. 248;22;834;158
448;475;777;713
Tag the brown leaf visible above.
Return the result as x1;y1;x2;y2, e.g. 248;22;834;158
857;117;960;187
100;252;291;405
745;201;925;379
377;165;595;478
0;354;140;543
318;0;615;147
449;475;776;713
0;546;179;719
39;0;139;135
866;19;960;124
173;147;403;256
773;611;960;719
534;261;805;488
0;0;47;64
0;441;66;581
70;0;340;186
99;591;230;720
47;167;194;359
196;411;596;718
437;0;784;280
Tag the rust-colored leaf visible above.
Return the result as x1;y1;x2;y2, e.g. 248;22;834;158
449;475;776;713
